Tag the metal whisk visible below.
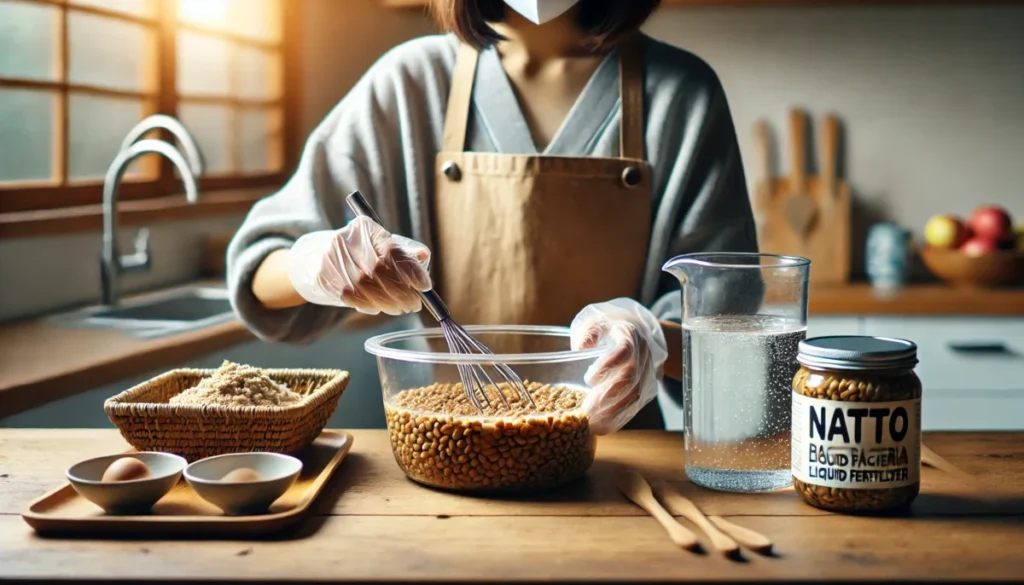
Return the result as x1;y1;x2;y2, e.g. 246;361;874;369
346;191;534;412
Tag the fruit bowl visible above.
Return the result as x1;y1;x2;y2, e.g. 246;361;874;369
919;246;1024;288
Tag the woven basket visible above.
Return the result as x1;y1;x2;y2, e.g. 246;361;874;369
104;368;349;462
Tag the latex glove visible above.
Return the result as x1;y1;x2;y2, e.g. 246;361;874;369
570;298;668;435
287;216;432;315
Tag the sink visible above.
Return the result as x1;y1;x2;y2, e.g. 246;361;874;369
49;284;235;339
89;294;230;323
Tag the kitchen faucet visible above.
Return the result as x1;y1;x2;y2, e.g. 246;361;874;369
120;114;205;176
101;139;199;307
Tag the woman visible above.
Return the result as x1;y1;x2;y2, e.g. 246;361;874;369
227;0;757;434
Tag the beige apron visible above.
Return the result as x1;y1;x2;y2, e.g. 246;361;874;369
433;38;652;327
428;37;664;429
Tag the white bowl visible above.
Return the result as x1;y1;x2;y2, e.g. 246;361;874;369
184;452;302;515
66;452;186;514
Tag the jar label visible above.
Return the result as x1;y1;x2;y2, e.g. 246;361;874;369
791;393;921;489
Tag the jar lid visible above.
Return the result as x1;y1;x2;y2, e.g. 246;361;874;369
797;336;918;371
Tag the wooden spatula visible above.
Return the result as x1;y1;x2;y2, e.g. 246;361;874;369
654;482;740;556
708;516;774;555
615;470;700;551
820;113;840;221
920;443;1013;503
784;109;817;241
921;444;992;492
752;119;774;239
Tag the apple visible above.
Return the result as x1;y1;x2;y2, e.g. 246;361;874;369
960;236;1000;256
966;206;1013;242
1015;223;1024;253
924;214;968;249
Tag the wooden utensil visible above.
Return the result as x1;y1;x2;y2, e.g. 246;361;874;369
708;516;774;554
752;119;774;238
615;470;699;551
920;443;1010;503
921;443;985;490
820;114;840;220
783;109;817;240
753;110;851;285
653;482;739;556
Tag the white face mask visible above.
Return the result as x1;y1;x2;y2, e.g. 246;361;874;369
503;0;579;25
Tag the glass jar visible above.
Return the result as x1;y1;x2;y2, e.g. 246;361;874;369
791;336;922;513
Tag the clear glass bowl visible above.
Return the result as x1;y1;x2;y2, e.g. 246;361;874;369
365;325;607;493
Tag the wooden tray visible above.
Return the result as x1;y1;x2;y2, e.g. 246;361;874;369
22;431;353;538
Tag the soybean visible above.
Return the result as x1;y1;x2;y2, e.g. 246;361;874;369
384;382;595;493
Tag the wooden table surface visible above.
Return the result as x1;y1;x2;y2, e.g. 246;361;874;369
1;429;1022;583
806;283;1024;316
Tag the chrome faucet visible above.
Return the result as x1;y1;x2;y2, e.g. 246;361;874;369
101;139;199;307
121;114;205;176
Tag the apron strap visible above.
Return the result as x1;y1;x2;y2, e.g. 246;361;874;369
442;43;480;153
442;37;646;159
618;35;646;161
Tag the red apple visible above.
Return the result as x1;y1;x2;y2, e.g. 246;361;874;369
960;236;1000;256
966;206;1013;242
924;214;969;249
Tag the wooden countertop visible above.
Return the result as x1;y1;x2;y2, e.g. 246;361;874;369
1;282;1022;420
808;283;1024;315
0;312;254;420
1;429;1022;583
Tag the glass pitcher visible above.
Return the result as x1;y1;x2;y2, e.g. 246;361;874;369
663;253;810;492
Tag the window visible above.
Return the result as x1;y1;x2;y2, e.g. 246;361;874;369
0;0;296;214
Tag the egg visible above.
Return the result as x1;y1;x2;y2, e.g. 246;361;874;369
220;467;262;483
101;457;151;482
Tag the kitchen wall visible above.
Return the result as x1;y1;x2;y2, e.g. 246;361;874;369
643;5;1024;276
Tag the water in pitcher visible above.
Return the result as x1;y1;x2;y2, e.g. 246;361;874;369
683;314;806;492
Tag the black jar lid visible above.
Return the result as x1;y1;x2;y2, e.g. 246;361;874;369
797;336;918;371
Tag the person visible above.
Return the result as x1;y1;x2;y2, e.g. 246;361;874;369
227;0;758;435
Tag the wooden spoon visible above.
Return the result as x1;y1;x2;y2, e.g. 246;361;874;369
615;470;699;551
653;482;740;556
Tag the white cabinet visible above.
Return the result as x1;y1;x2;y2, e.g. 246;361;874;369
862;317;1024;392
860;316;1024;431
922;390;1024;431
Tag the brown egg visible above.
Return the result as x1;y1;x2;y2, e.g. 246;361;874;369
220;467;262;483
101;457;151;482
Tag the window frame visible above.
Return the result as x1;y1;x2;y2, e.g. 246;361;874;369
0;0;301;214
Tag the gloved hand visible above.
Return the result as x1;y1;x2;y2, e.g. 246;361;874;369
287;216;432;315
570;298;668;435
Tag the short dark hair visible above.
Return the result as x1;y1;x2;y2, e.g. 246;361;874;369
430;0;662;51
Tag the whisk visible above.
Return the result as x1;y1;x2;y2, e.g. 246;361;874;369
345;191;534;412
